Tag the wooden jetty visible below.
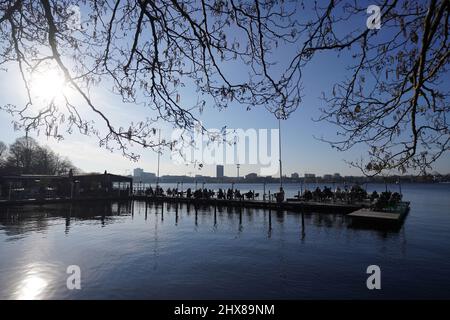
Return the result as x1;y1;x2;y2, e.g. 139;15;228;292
131;195;365;214
0;194;365;213
347;201;410;224
0;195;411;227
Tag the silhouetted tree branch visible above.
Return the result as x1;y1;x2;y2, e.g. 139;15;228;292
306;0;449;175
0;0;301;160
1;0;448;175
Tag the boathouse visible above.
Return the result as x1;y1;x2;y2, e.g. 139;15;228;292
0;172;133;200
74;173;133;198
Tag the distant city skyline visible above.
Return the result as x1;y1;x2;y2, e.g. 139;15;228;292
129;166;448;181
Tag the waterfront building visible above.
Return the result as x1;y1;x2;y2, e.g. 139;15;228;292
0;173;132;200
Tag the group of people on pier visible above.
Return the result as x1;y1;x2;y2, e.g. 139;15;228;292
136;185;287;202
297;185;368;203
141;186;261;201
135;184;388;205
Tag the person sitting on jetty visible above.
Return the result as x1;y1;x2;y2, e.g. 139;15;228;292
322;186;333;201
276;187;285;203
335;187;343;202
302;189;313;201
155;186;164;196
186;188;192;198
227;188;233;200
313;187;322;201
193;189;202;199
217;189;225;200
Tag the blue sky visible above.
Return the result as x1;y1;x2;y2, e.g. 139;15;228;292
1;1;449;177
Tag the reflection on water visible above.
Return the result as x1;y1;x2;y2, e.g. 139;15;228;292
0;183;450;299
15;265;50;300
7;261;62;300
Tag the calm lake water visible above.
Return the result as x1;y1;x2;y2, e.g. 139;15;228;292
0;183;449;299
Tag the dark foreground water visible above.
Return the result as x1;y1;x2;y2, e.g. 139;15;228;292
0;183;449;299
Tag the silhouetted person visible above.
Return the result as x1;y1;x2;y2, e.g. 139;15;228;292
227;188;233;200
276;187;285;203
218;188;224;200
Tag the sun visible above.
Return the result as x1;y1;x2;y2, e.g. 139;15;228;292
31;68;68;101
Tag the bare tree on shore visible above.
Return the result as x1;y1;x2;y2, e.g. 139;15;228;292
0;137;77;175
0;0;448;175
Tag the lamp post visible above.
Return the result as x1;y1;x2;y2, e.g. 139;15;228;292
263;181;266;202
278;115;283;189
156;129;161;188
276;107;285;190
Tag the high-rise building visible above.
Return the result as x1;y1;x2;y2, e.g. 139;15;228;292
216;165;224;178
133;168;144;178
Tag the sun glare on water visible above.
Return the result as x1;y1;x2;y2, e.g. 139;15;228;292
16;275;49;300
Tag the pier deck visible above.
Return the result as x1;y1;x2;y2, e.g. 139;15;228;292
0;196;412;228
132;195;365;214
0;195;366;214
0;196;410;226
348;209;401;221
347;202;410;224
